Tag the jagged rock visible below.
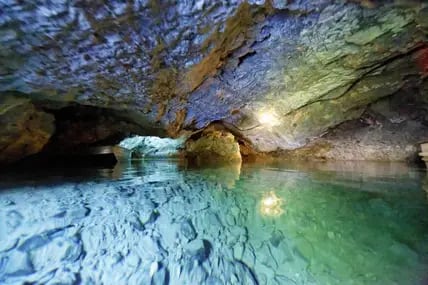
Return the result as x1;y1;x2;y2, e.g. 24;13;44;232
1;160;428;284
0;96;54;163
179;219;197;242
1;251;34;278
29;237;82;271
279;89;428;161
45;269;79;285
0;1;427;161
184;239;211;263
181;260;208;284
150;263;168;285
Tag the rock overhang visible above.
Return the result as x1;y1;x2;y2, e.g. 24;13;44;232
0;0;427;162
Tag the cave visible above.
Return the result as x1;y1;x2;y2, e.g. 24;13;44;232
1;1;428;284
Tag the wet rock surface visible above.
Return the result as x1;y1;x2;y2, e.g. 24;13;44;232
186;129;242;164
0;1;427;160
0;95;55;164
1;160;428;284
278;89;428;161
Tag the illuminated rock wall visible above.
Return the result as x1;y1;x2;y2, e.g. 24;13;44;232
0;1;427;161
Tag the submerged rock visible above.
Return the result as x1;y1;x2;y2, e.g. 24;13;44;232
180;219;197;242
184;239;211;263
150;263;168;285
1;251;34;278
1;160;427;284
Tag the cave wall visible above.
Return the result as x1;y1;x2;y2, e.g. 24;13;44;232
0;95;55;163
277;82;428;161
1;0;428;162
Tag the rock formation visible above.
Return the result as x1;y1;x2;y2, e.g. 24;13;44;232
1;161;427;284
0;96;54;163
1;0;428;163
186;129;242;164
119;136;184;158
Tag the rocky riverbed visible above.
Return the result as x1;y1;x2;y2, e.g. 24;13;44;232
1;160;428;284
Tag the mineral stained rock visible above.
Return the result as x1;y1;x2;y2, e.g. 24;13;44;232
186;130;242;164
1;1;428;161
0;96;54;164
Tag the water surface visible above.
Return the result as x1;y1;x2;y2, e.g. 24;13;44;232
0;160;427;285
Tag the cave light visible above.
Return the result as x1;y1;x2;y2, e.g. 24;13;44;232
260;191;284;217
257;109;281;127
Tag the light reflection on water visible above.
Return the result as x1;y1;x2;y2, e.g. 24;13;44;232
0;160;427;285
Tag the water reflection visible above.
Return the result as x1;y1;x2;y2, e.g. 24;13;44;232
190;162;242;189
0;160;427;285
260;191;284;217
423;174;428;201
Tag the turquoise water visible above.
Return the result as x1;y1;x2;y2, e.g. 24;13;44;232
0;160;427;284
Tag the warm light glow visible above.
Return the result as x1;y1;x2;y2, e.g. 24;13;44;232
257;110;280;127
262;196;276;207
260;191;284;217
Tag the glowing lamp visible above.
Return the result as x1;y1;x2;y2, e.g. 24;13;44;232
262;196;276;207
257;110;280;127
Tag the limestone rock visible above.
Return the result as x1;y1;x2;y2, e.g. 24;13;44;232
0;1;427;160
184;239;211;263
180;219;197;242
0;96;54;164
1;251;34;277
185;130;242;164
1;160;427;284
119;136;184;158
279;91;428;161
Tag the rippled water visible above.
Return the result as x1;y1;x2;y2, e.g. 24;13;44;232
1;160;428;285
